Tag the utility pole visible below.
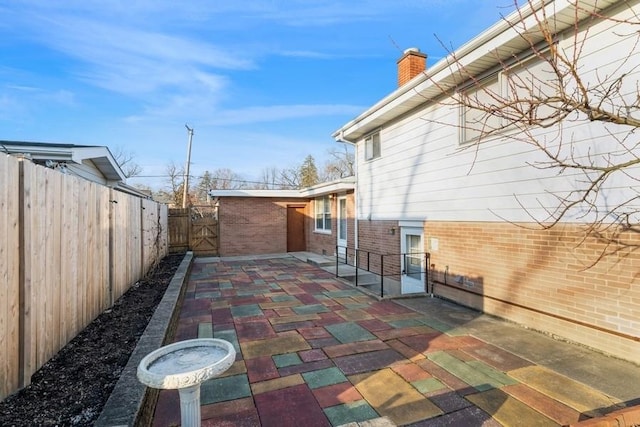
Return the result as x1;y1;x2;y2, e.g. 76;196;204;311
182;124;194;208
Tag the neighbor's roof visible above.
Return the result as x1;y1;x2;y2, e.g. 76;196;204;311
209;176;356;198
332;0;621;142
1;140;126;182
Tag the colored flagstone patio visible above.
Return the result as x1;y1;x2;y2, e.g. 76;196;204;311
151;254;640;427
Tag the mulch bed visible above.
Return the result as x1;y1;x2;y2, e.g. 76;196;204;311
0;253;184;426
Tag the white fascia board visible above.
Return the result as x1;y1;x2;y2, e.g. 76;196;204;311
1;142;126;182
300;177;356;197
333;0;617;141
71;146;126;181
2;144;73;161
211;177;356;199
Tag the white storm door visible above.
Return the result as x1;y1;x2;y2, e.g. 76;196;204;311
401;227;424;294
337;197;347;256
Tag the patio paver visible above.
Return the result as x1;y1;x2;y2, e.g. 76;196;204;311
254;383;330;427
508;366;623;417
148;255;640;427
325;322;377;343
349;368;443;425
240;331;310;359
302;367;349;389
323;400;379;426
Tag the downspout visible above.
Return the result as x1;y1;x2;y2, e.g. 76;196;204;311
335;132;358;250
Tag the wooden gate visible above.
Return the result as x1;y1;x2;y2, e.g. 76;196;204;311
190;217;218;255
168;207;218;255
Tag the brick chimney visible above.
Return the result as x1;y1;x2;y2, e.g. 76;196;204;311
397;47;427;87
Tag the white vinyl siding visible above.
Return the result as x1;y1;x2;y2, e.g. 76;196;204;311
355;5;640;225
315;196;331;232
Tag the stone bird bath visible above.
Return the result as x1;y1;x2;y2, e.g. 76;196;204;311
137;338;236;427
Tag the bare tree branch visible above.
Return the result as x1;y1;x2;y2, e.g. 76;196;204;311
425;0;640;266
112;146;143;178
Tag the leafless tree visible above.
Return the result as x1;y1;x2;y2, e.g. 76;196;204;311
165;161;185;207
278;167;301;189
209;168;246;190
112;146;142;178
427;0;640;266
256;167;282;189
193;168;246;201
321;145;355;181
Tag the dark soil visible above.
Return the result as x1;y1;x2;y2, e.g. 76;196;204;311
0;253;184;427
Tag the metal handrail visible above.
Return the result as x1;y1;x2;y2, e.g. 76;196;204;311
335;246;431;298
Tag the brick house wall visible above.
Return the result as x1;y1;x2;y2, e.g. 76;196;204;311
218;197;309;256
306;191;356;257
307;223;334;256
424;220;640;363
357;220;401;280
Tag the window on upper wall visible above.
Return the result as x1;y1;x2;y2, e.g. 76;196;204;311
460;75;503;144
503;55;558;126
315;196;331;232
364;132;381;160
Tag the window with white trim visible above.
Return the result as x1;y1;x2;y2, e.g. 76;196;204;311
364;132;381;160
503;55;558;126
315;196;332;232
460;49;557;144
460;75;502;144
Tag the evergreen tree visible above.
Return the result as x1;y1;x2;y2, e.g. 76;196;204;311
299;155;319;188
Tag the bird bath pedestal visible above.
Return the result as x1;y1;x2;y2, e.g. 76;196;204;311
137;338;236;427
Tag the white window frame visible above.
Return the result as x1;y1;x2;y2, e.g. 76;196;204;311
503;53;558;128
364;132;381;161
459;44;556;145
314;195;332;233
459;74;503;145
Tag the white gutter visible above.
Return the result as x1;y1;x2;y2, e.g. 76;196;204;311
331;0;613;141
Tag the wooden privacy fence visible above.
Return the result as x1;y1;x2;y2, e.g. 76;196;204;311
0;155;168;400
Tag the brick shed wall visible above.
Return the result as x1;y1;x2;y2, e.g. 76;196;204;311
218;197;308;256
423;220;640;364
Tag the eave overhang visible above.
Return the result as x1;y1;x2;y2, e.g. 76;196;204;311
1;141;126;182
332;0;619;142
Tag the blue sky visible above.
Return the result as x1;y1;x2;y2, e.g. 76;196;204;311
0;0;517;190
